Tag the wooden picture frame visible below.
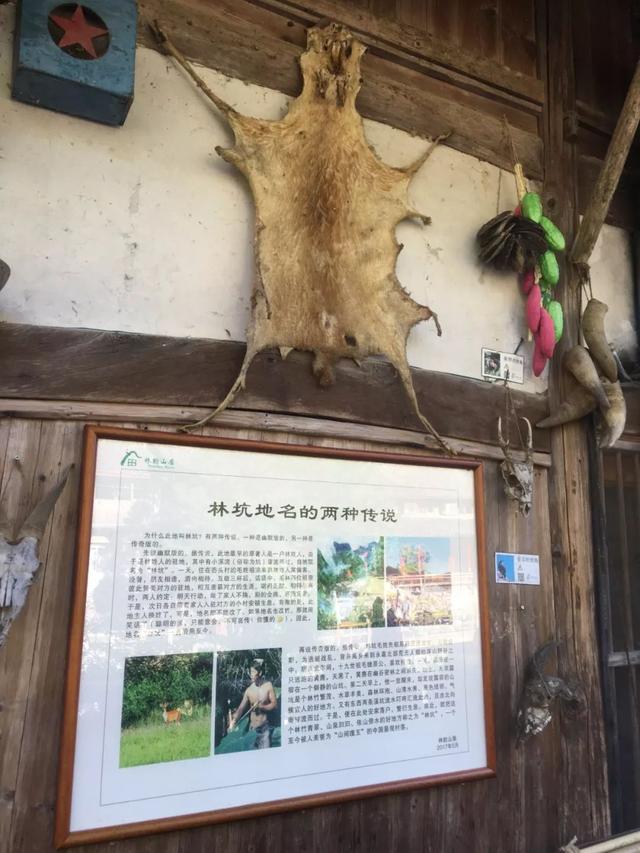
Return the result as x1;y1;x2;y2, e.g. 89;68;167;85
55;425;495;847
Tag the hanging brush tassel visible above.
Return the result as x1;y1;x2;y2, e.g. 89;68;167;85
477;212;547;272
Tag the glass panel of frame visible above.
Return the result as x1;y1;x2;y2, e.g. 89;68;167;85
56;427;494;846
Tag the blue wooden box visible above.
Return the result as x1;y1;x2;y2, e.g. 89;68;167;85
12;0;137;126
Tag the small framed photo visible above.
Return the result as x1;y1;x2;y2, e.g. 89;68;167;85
481;348;524;383
56;427;495;846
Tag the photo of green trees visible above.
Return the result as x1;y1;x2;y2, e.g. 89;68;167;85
317;536;385;630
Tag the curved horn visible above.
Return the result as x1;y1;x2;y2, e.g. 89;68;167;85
597;379;626;448
582;299;617;382
537;386;597;429
17;465;72;541
521;417;533;453
563;345;610;410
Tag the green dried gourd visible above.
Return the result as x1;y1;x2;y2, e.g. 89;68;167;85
540;250;559;285
540;215;566;251
521;191;543;223
548;300;564;342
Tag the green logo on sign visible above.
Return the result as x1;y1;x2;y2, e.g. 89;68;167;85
120;450;142;467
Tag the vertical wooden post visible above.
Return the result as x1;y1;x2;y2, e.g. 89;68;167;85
539;0;610;842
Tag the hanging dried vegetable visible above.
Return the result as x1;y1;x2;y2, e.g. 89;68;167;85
476;125;566;377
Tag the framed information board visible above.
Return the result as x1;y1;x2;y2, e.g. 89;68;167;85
56;426;494;846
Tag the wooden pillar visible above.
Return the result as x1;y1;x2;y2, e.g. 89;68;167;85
538;0;610;841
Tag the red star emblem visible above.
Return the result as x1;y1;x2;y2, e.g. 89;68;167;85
49;5;108;60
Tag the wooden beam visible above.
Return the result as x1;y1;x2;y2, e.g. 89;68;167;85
538;0;610;841
0;323;551;451
572;58;640;264
0;399;552;466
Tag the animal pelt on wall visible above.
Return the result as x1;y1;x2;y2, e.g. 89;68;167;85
151;21;453;454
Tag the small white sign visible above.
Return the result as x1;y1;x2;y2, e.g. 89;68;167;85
495;552;540;585
481;349;524;384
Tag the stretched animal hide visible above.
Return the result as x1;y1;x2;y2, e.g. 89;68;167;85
153;22;450;452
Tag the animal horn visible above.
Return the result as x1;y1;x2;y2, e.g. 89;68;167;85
563;345;610;411
582;299;618;382
16;465;72;541
536;385;598;429
521;417;533;456
597;379;626;448
497;416;506;446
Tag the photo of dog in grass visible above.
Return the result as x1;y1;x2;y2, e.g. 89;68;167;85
119;653;213;768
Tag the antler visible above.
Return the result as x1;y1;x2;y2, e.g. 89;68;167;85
521;416;533;462
497;416;508;451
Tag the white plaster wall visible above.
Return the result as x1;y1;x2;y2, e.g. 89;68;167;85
590;224;637;362
0;4;636;392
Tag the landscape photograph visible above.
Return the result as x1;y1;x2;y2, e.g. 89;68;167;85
317;536;385;630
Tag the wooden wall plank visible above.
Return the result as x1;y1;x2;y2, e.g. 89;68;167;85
429;0;459;46
8;423;82;853
459;0;499;65
0;416;563;851
0;323;551;453
522;468;561;852
500;0;537;77
538;0;611;841
240;0;544;99
0;419;45;853
394;0;427;32
0;400;554;467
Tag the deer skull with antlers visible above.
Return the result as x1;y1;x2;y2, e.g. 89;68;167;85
0;466;71;647
498;416;534;516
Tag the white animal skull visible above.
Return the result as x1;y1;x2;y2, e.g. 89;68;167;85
498;416;533;516
0;466;71;646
